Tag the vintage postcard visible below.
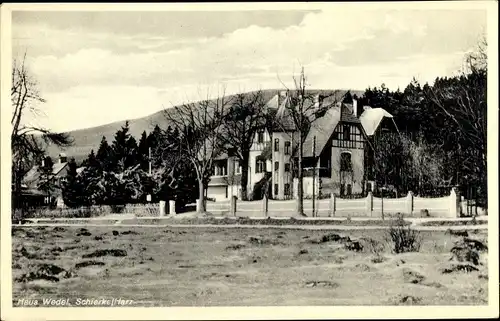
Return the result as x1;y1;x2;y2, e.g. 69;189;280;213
1;1;498;320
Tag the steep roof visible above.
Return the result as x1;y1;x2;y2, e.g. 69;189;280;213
22;161;69;189
359;107;393;136
302;105;341;158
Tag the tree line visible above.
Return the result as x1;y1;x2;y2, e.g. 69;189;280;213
61;122;198;210
366;38;487;206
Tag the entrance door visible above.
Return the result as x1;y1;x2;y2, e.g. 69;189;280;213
346;184;352;196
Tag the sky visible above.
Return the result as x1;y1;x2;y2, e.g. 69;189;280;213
12;7;486;132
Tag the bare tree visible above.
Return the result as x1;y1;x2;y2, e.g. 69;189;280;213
219;90;268;200
371;131;445;199
11;54;72;210
163;88;230;213
277;67;342;216
426;36;487;201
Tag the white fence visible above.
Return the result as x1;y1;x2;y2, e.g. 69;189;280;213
20;189;463;219
205;188;462;218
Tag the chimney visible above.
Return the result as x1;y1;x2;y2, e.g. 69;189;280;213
58;153;67;164
353;99;358;117
314;94;320;108
278;90;287;105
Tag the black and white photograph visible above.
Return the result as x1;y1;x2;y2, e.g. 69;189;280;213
1;1;498;319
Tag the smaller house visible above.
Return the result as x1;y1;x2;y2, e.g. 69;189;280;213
359;106;399;192
21;153;71;207
207;153;242;201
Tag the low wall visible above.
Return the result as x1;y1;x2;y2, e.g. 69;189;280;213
206;188;462;218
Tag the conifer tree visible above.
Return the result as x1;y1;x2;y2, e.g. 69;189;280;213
62;158;86;208
111;121;137;171
137;130;149;171
96;136;113;172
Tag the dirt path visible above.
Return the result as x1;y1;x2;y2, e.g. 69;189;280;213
12;222;488;231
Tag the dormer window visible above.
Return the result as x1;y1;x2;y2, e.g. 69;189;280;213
58;153;67;164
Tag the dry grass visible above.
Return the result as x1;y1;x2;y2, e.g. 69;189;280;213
11;226;488;306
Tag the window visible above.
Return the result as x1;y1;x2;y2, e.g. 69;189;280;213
213;161;228;176
274;161;279;171
274;138;280;152
340;152;352;172
274;183;279;196
284;141;291;155
255;159;266;174
233;160;241;174
284;163;290;172
225;186;228;198
343;124;351;141
284;183;291;196
257;131;264;144
333;123;365;149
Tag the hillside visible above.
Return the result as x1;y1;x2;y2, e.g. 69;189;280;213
45;89;363;163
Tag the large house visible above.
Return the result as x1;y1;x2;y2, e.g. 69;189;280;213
206;90;393;201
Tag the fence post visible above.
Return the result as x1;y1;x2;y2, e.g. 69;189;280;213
230;195;237;217
262;194;269;217
169;200;176;215
366;191;373;217
159;201;166;217
406;191;413;216
449;187;460;218
196;199;202;213
329;193;336;217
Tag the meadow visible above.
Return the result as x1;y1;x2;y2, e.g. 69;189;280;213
12;225;488;306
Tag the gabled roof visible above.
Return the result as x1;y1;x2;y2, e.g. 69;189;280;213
301;101;364;158
359;106;393;136
22;161;69;189
302;105;341;158
264;94;280;109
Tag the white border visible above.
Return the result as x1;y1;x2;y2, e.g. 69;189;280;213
1;2;498;320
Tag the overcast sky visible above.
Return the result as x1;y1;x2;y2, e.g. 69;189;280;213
12;7;486;132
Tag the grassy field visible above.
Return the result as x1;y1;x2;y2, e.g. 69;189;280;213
11;225;488;306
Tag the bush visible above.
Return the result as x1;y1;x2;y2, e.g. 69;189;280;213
110;204;126;213
251;172;272;201
12;208;25;224
387;219;422;253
